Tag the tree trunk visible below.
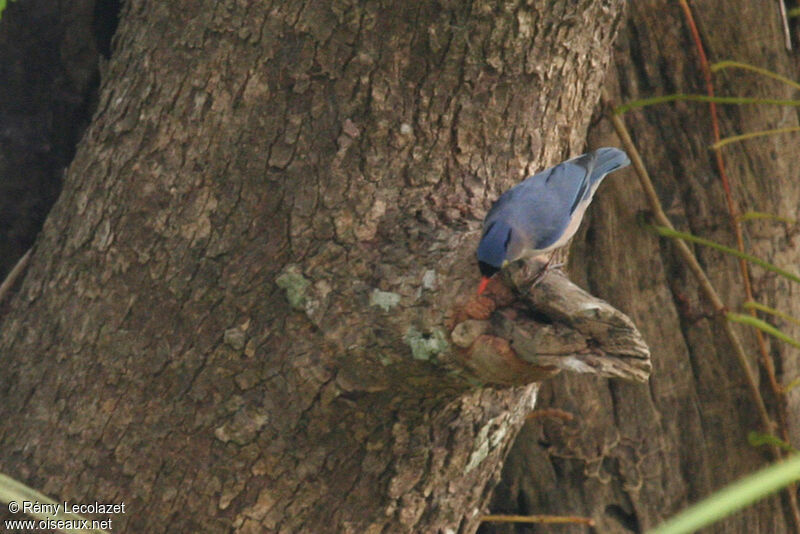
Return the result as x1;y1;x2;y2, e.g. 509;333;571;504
0;1;629;532
487;1;800;532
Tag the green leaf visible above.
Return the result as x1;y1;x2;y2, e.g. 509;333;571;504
712;126;800;149
726;312;800;349
651;225;800;285
647;454;800;534
740;211;797;225
0;471;109;533
710;60;800;91
743;301;800;328
784;377;800;393
615;94;800;115
748;431;797;453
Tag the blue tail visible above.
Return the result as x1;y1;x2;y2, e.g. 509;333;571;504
591;147;630;181
566;147;630;214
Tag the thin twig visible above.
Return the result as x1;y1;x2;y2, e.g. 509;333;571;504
676;3;800;529
711;61;800;91
744;301;800;329
727;313;800;350
677;0;782;424
712;126;800;149
608;108;800;531
614;94;800;114
0;248;32;305
606;109;772;434
651;226;800;284
739;211;796;225
778;0;793;51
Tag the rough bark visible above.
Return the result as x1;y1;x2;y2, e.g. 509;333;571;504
487;1;800;532
0;1;633;532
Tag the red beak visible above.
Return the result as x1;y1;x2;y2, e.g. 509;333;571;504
477;276;490;295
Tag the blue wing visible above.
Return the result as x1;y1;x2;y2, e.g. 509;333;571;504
481;148;629;253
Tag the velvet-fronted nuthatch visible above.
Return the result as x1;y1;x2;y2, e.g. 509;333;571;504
476;147;630;294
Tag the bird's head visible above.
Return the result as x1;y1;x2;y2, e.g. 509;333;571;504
476;221;513;294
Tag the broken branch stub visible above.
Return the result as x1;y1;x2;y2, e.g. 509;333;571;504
451;265;651;386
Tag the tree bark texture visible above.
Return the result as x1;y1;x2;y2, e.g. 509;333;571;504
0;1;628;532
487;1;800;532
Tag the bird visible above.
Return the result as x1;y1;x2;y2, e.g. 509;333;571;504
476;147;630;294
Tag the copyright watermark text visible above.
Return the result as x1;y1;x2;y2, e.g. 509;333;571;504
6;500;126;531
